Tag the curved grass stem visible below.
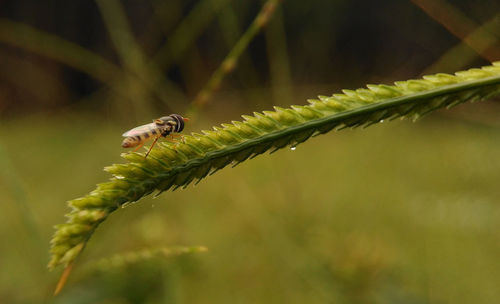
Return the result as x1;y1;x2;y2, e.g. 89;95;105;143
49;62;500;294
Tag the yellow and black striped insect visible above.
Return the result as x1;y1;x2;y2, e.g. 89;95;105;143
122;114;189;157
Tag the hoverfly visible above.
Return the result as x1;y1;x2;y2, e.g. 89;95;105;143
122;114;189;157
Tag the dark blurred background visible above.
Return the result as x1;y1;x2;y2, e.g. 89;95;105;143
2;0;499;117
1;0;500;303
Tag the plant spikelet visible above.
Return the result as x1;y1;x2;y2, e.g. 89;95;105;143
49;62;500;270
86;246;208;273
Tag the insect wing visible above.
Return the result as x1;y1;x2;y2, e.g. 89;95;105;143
122;123;157;137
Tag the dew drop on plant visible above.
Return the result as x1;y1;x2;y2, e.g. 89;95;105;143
379;119;384;123
290;146;297;151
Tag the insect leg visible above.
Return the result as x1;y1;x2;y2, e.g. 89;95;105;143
169;134;185;143
133;142;145;151
164;137;177;143
145;136;161;158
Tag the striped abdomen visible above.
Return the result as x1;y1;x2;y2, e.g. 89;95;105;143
121;126;171;148
121;114;186;149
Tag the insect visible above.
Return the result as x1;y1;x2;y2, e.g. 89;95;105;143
122;114;189;157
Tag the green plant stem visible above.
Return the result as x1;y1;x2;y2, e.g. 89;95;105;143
49;63;500;279
95;0;184;112
152;0;232;70
0;19;119;88
0;18;181;108
263;3;293;105
0;143;45;268
188;0;283;116
412;0;500;62
423;13;500;74
217;3;261;88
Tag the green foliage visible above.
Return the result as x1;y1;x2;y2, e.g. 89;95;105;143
49;62;500;270
54;246;207;303
85;246;207;273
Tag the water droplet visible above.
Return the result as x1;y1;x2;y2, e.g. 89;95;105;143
290;146;297;151
379;119;384;123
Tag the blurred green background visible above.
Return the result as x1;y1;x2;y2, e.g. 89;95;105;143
1;0;500;303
